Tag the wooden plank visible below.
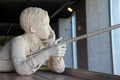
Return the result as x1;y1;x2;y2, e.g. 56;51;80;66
0;72;48;80
64;68;120;80
0;71;85;80
0;36;13;46
36;71;84;80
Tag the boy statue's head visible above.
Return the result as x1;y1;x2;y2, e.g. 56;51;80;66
20;7;51;39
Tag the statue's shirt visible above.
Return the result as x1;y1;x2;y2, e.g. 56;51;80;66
0;31;65;75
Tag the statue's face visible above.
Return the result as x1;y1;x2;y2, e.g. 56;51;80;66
20;7;51;40
33;15;50;40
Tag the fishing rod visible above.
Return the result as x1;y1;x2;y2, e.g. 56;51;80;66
59;24;120;45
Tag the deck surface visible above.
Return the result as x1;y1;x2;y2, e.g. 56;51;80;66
0;70;120;80
0;71;83;80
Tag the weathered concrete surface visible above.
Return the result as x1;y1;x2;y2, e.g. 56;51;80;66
86;0;113;74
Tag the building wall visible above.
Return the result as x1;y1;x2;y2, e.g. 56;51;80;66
86;0;113;74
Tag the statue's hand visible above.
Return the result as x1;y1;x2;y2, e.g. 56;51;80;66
54;37;62;44
42;38;67;57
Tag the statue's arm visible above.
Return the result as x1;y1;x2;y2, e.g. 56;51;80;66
11;36;50;75
45;37;66;73
46;56;65;73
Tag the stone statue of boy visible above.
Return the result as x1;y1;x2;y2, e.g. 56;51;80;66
0;7;67;75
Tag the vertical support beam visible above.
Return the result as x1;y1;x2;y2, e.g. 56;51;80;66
75;0;88;69
110;0;120;75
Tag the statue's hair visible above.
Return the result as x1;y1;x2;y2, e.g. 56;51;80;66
20;7;49;33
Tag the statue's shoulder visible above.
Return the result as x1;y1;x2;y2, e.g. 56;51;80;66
11;35;26;43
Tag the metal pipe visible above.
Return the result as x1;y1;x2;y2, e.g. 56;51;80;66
50;1;71;19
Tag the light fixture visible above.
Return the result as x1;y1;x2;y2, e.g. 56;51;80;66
67;7;73;12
